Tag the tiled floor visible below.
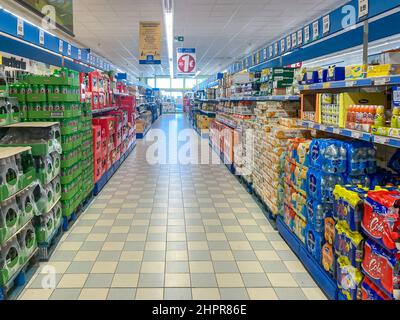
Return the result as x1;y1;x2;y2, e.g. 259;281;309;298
19;114;326;300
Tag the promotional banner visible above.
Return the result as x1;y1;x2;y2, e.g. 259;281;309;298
15;0;74;35
177;48;196;76
139;22;161;65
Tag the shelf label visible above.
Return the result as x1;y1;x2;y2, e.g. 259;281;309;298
352;132;362;139
374;77;389;86
323;83;331;89
67;43;72;56
333;128;340;135
17;18;24;36
320;125;326;131
346;81;356;87
39;29;45;45
59;40;63;53
374;136;389;144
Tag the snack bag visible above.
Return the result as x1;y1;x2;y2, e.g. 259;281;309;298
322;243;335;277
362;239;399;299
337;256;363;300
325;217;336;245
361;277;392;300
362;190;400;251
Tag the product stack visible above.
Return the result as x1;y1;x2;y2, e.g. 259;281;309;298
252;100;305;215
260;67;295;96
0;146;38;290
233;119;255;184
9;68;93;219
0;97;20;126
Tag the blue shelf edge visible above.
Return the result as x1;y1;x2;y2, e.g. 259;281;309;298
276;216;338;300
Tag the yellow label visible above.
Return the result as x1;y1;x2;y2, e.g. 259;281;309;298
323;83;331;89
139;22;161;62
0;55;2;65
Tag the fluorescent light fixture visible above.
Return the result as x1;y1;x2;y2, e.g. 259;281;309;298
163;0;174;78
194;70;201;78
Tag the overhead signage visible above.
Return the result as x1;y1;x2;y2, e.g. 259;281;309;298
139;21;162;65
0;55;27;70
177;48;196;75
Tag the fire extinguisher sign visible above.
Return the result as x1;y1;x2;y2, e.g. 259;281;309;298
177;48;196;76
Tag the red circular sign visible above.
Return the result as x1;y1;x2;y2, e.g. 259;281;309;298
178;54;196;73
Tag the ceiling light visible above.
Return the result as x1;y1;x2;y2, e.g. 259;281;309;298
194;70;201;78
163;0;174;79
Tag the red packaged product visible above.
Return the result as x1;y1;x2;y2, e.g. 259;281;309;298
362;239;399;300
362;190;400;251
361;277;392;300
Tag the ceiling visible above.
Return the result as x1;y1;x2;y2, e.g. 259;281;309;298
73;0;349;78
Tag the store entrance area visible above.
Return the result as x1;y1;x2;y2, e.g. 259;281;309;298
19;114;324;301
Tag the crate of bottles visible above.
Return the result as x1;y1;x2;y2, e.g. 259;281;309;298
0;97;20;127
61;178;82;202
34;202;62;245
61;132;82;153
60;163;81;185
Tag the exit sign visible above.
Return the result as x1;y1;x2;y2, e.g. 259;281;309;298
175;36;184;42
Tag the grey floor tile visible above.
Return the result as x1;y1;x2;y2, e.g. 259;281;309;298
124;242;146;251
50;251;77;262
241;226;262;233
188;251;211;261
208;241;231;251
266;233;284;241
166;262;190;273
261;261;290;273
80;242;104;251
277;250;298;261
66;261;95;274
107;288;136;300
219;288;249;300
50;289;81;300
186;233;207;241
65;234;89;242
274;288;308;300
292;273;318;288
113;220;132;227
106;234;128;242
191;273;218;288
29;274;62;289
164;288;192;300
204;226;224;233
97;251;122;261
226;233;247;241
85;274;114;288
242;273;272;287
250;241;273;250
167;242;187;251
116;261;142;274
138;274;165;288
147;233;167;241
233;251;258;261
213;261;239;273
143;251;166;261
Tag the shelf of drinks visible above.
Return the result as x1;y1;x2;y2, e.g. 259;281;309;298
299;120;400;148
194;96;300;103
299;75;400;91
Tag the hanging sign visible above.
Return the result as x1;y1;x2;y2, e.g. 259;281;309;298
323;15;330;34
39;29;44;45
177;48;196;75
59;40;63;53
292;33;297;48
358;0;369;19
304;25;310;43
139;21;162;64
17;18;24;36
312;21;319;40
297;30;303;46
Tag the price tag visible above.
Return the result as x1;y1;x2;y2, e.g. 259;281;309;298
352;132;362;139
374;136;389;144
320;125;326;131
269;46;273;58
323;83;331;89
323;15;330;34
39;29;44;45
303;85;310;90
346;81;356;87
374;77;389;86
304;25;310;43
313;21;319;40
333;128;340;135
17;18;24;36
67;43;72;56
78;49;82;60
59;40;63;53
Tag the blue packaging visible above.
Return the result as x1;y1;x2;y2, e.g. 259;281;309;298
305;199;333;233
307;168;345;203
309;139;347;174
305;225;323;262
345;175;371;188
393;86;400;107
327;66;345;82
388;150;400;174
318;69;328;83
346;141;377;176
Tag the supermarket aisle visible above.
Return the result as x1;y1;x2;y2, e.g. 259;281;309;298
19;114;326;300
